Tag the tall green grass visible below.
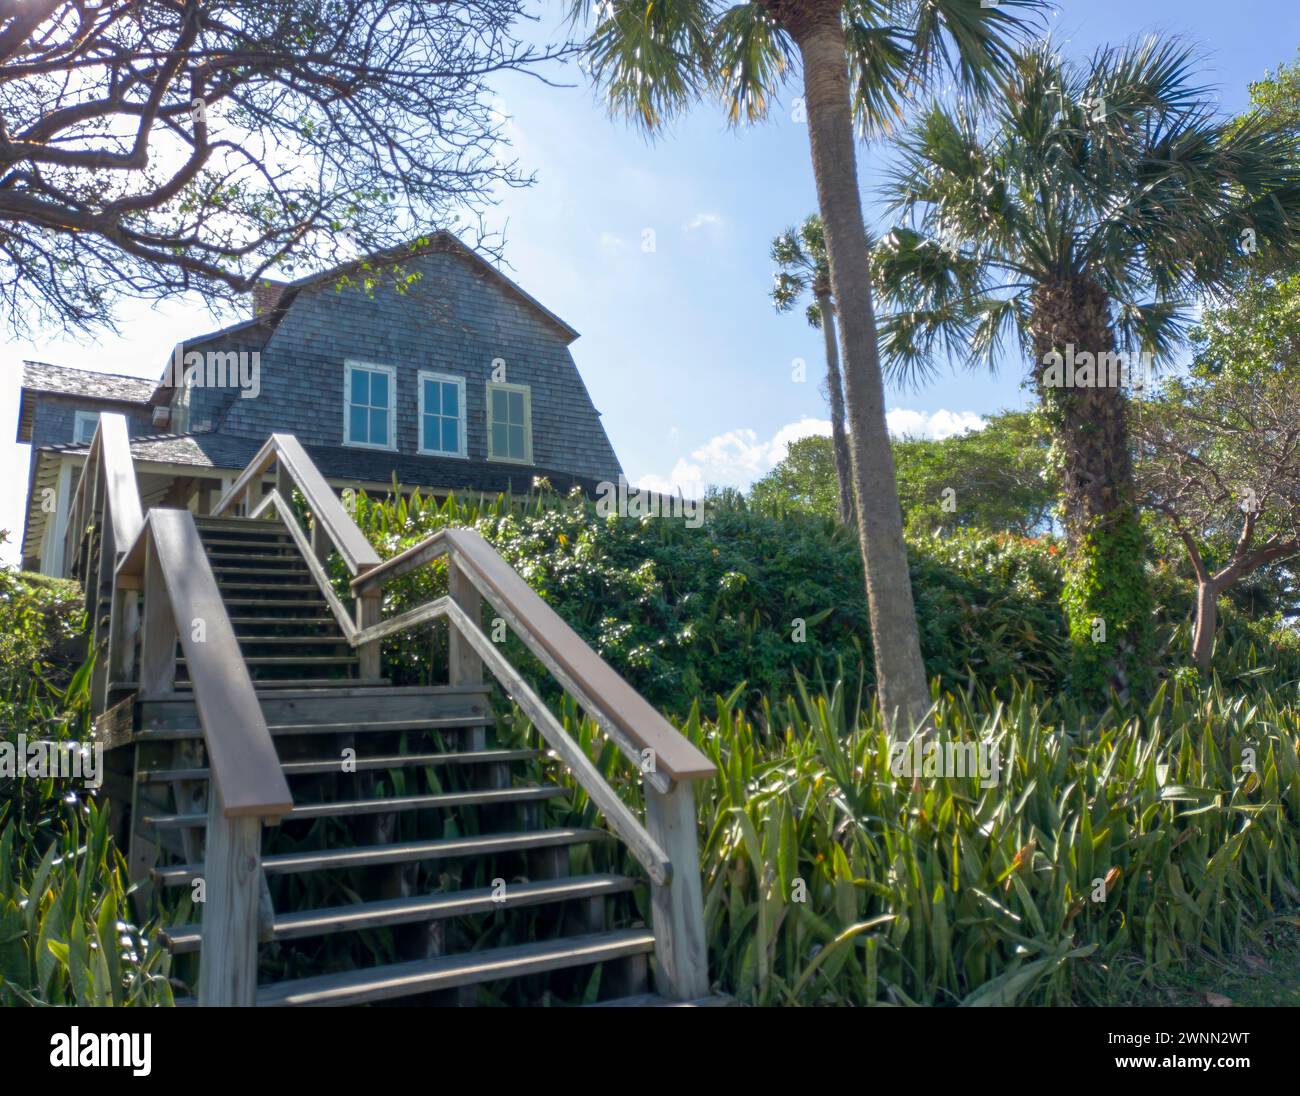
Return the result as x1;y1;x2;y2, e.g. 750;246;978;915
533;674;1300;1005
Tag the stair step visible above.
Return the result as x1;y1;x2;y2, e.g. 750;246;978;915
204;542;301;553
214;580;320;591
151;827;608;885
222;599;336;608
229;617;336;627
178;655;358;667
138;747;541;783
251;930;657;1007
136;714;492;742
194;517;288;530
212;565;310;576
173;676;386;690
143;785;564;828
161;874;637;953
234;636;350;646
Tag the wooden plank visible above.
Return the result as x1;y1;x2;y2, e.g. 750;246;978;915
350;530;447;594
138;748;539;782
152;828;608;885
123;510;292;819
443;599;672;887
351;597;449;648
448;560;482;687
644;780;710;1001
445;529;714;784
166;874;637;952
355;591;381;678
254;930;656;1007
145;785;564;828
197;784;264;1006
137;539;176;697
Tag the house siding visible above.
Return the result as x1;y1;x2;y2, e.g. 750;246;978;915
29;396;155;450
214;251;622;482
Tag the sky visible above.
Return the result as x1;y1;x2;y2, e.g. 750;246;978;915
2;0;1296;565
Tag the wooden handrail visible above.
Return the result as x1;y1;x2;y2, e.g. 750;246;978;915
444;528;716;785
116;510;292;819
351;529;447;594
251;489;358;640
212;433;381;575
349;525;716;785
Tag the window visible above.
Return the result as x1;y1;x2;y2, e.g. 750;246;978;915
73;411;101;445
343;361;396;450
418;371;467;458
486;382;532;464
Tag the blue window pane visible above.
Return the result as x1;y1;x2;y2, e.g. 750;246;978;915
492;388;508;422
349;405;367;443
370;371;388;407
370;409;387;446
492;423;508;456
350;370;368;406
442;418;458;453
442;383;458;417
421;414;434;451
508;391;524;424
508;425;525;459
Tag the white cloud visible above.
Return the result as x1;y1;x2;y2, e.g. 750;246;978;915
597;231;626;253
684;212;723;233
886;408;984;440
633;416;829;498
632;409;983;498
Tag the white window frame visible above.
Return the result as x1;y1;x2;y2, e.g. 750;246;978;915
485;381;533;465
73;410;102;445
417;370;468;459
343;360;397;452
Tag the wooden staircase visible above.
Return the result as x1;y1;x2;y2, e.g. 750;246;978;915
72;419;718;1007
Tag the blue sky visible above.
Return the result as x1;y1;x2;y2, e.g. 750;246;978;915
2;0;1294;564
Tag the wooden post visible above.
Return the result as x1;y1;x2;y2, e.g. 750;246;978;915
138;541;177;697
643;779;709;1001
197;783;265;1007
104;585;140;709
448;557;484;747
356;592;382;679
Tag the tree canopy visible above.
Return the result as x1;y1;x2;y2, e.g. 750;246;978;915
0;0;565;332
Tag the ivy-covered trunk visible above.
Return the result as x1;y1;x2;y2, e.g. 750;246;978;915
1031;280;1153;701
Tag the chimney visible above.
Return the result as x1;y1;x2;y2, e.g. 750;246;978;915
252;280;288;317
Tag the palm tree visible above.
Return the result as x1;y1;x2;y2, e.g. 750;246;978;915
567;0;1046;733
873;37;1300;698
771;215;854;525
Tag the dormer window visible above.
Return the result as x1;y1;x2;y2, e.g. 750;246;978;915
418;371;467;458
343;361;396;451
73;410;101;445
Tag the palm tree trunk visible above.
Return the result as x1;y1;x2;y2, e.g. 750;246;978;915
786;8;930;734
1030;280;1153;700
816;292;855;526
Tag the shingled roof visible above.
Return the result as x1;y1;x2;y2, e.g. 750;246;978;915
16;361;157;444
21;360;155;402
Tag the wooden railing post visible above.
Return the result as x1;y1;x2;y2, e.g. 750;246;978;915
197;783;265;1007
356;591;382;678
104;584;140;710
447;557;483;688
644;779;710;1001
138;540;177;697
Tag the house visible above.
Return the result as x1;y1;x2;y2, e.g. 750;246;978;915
15;234;623;574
